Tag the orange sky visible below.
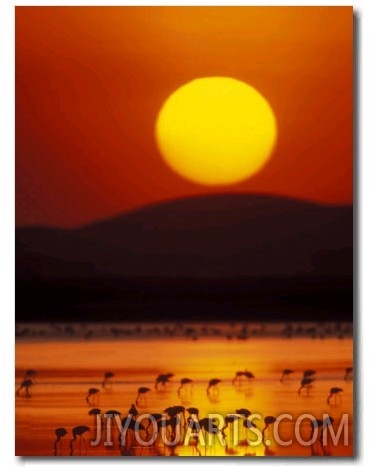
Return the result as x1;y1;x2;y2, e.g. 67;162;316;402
16;6;353;227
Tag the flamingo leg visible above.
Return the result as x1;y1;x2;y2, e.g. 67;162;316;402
82;436;87;455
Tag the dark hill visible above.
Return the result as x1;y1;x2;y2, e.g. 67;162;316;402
16;194;353;322
16;194;352;279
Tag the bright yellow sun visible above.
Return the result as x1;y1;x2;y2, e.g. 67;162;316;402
155;77;277;186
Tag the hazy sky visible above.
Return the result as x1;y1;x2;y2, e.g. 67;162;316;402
16;6;352;227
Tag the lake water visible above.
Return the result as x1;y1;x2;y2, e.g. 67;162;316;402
15;322;353;457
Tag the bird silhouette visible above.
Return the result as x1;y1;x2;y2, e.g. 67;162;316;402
24;369;37;381
223;415;242;454
102;371;115;389
327;387;343;406
344;367;353;381
16;379;33;397
53;427;67;456
199;417;222;456
280;369;294;383
155;373;174;390
88;408;102;433
164;405;186;422
136;387;151;406
310;418;323;456
120;415;146;440
128;404;138;417
235;408;257;447
186;407;199;419
298;377;314;395
236;408;251;419
232;370;254;386
262;416;276;447
69;425;90;456
85;387;100;406
207;378;221;397
143;413;163;438
105;409;121;428
178;378;193;397
303;370;316;379
320;416;334;455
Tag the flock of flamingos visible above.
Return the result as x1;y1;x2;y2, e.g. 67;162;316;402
16;366;353;457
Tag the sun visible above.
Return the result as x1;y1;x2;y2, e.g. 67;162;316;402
155;77;277;186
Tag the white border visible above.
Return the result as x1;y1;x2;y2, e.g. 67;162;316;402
2;1;373;466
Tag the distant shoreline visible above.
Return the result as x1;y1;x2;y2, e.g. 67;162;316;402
16;320;353;342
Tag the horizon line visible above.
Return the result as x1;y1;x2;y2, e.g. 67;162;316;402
16;191;353;231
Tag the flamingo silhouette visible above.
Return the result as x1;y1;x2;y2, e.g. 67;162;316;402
298;377;314;395
53;427;67;456
16;379;33;397
232;371;254;386
262;416;276;448
88;408;102;433
85;387;100;406
207;378;221;397
24;369;37;381
136;387;151;406
327;387;343;406
320;416;334;455
128;404;138;417
199;417;222;456
120;415;147;443
310;419;323;456
223;414;242;454
236;408;256;445
303;369;316;379
280;369;294;383
178;378;193;397
102;371;115;389
69;425;90;456
186;416;222;456
155;373;174;390
143;413;163;438
164;405;186;427
186;407;199;419
344;367;353;381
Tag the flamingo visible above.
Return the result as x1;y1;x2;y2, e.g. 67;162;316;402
232;370;254;386
223;414;242;454
236;408;256;445
53;427;67;456
186;407;199;419
320;416;334;455
120;415;147;445
143;413;163;438
199;417;222;456
310;419;323;456
102;371;115;389
136;387;151;406
164;405;186;426
298;377;314;395
344;367;353;381
303;370;316;379
16;379;33;397
207;378;221;397
327;387;343;406
128;404;138;417
69;425;90;456
262;416;276;447
24;369;37;381
88;408;102;431
178;378;193;397
280;369;294;383
85;387;100;406
155;373;174;390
